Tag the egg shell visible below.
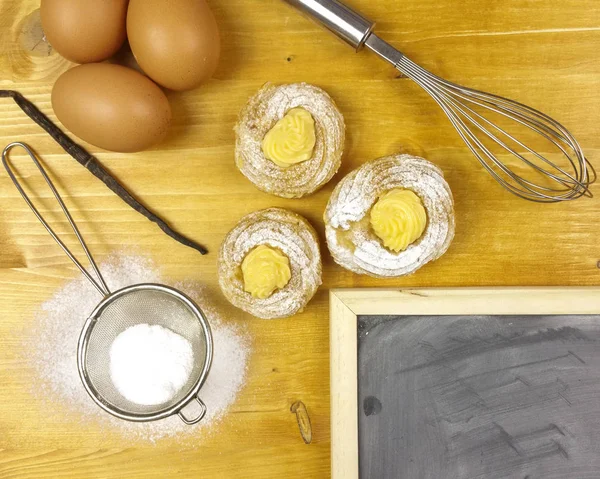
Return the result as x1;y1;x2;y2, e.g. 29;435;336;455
51;63;172;153
41;0;128;63
127;0;220;91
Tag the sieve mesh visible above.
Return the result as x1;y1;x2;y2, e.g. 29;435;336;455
80;286;210;419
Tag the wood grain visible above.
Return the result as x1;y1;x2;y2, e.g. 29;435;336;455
1;0;599;477
329;291;359;479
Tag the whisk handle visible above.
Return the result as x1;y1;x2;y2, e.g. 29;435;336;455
282;0;375;50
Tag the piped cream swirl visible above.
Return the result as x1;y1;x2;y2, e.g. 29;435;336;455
242;245;291;299
262;108;316;168
370;189;427;252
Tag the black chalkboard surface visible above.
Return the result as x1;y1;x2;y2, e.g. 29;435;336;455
358;314;600;479
329;289;600;479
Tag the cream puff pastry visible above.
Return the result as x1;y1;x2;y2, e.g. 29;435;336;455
218;207;322;319
234;83;345;198
324;154;455;277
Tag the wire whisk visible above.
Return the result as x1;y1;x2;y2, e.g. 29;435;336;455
283;0;595;202
394;55;594;202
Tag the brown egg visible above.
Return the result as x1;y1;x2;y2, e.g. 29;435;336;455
127;0;220;91
52;63;172;152
41;0;128;63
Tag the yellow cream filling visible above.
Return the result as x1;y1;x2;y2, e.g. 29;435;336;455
370;189;427;253
261;107;316;168
241;245;292;299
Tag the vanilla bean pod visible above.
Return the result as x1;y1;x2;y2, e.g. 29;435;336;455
0;90;207;254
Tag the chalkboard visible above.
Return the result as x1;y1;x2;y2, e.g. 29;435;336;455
329;288;600;479
358;314;600;479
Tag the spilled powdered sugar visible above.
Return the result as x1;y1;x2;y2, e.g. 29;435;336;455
28;254;250;444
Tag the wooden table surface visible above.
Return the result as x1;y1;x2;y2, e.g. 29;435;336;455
1;0;599;477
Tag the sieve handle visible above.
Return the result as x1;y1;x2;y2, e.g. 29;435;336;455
178;396;207;425
1;142;110;297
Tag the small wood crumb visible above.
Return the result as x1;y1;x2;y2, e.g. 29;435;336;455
290;400;312;444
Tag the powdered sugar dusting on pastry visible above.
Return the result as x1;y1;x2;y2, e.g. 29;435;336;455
234;83;345;198
324;155;455;277
219;208;322;319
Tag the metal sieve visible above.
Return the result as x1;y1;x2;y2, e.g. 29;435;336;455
3;142;213;424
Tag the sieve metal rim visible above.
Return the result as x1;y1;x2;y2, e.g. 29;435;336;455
77;283;214;423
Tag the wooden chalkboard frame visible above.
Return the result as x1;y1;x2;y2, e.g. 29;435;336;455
329;287;600;479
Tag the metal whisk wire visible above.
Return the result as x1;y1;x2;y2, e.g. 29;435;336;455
396;56;595;202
